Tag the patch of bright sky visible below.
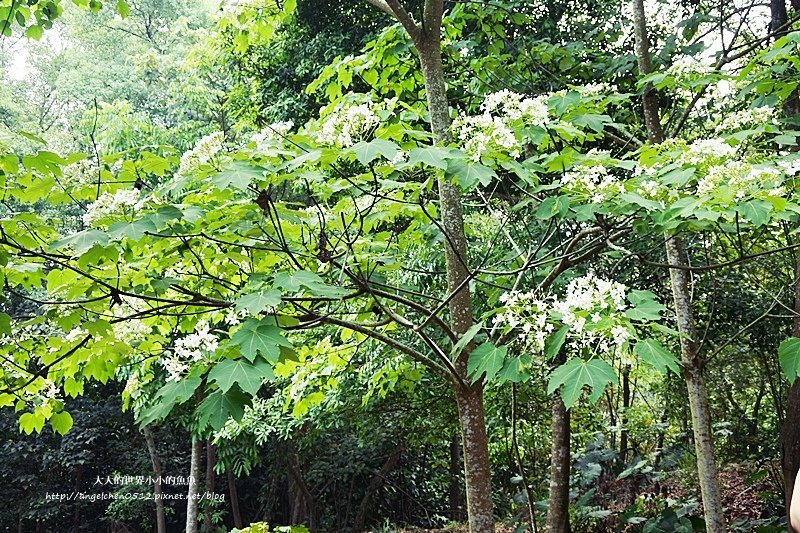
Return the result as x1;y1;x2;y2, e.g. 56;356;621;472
3;0;219;82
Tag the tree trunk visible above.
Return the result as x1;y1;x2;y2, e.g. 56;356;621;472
354;443;404;531
664;238;726;532
546;394;570;533
630;1;726;530
449;432;464;522
203;441;216;532
454;384;495;533
783;236;800;532
619;365;631;465
417;19;495;533
287;450;317;532
144;425;167;533
186;437;203;533
228;471;243;529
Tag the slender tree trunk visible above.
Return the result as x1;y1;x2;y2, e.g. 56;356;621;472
203;441;216;532
449;432;464;522
619;365;631;465
630;1;726;530
665;238;726;532
546;394;570;533
418;23;495;533
354;444;404;531
227;471;243;529
186;437;203;533
144;425;167;533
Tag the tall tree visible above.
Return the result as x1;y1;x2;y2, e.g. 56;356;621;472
361;1;494;530
630;0;726;530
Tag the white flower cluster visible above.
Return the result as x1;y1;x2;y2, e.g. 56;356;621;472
481;89;549;122
697;161;783;200
716;106;778;133
667;55;714;79
678;138;736;166
495;274;632;356
114;319;151;344
494;291;553;351
555;274;631;353
83;189;141;226
560;164;625;203
251;121;294;153
224;307;251;326
63;158;99;185
176;131;225;178
316;100;381;148
574;83;617;97
454;90;548;162
161;321;219;382
778;158;800;176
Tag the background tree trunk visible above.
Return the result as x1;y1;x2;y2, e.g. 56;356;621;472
203;441;216;532
227;471;244;529
630;1;726;530
186;437;203;533
354;443;404;531
619;365;631;465
546;394;570;533
143;426;166;533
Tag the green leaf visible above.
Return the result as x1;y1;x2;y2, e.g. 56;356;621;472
625;290;665;321
25;24;43;40
196;386;249;431
545;326;569;359
156;376;202;407
50;411;73;435
50;229;109;253
19;412;44;434
213;161;264;191
737;199;773;226
116;0;130;17
549;90;581;115
408;146;451;170
445;159;496;190
497;357;525;383
350;139;399;165
108;218;157;241
467;342;508;382
634;339;680;375
536;196;570;220
208;357;274;396
231;318;292;362
234;289;282;315
451;322;483;359
272;270;347;297
573;113;611;132
779;337;800;382
548;358;618;409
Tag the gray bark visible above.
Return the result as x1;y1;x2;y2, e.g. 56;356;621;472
546;394;570;533
186;437;203;533
143;426;166;533
631;1;726;531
